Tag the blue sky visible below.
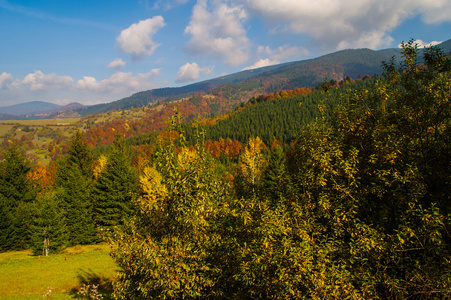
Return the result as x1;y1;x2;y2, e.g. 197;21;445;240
1;0;450;107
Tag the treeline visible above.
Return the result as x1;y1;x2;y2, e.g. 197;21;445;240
0;131;139;253
0;41;450;298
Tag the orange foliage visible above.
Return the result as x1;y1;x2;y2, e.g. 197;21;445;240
204;138;242;160
28;165;55;192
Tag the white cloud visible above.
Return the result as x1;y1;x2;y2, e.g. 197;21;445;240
242;58;279;70
184;0;250;66
419;0;451;24
243;45;310;70
76;69;161;94
175;62;213;83
117;16;166;59
0;69;163;107
258;45;310;61
152;0;189;10
0;72;15;90
22;70;73;91
242;0;451;51
107;58;126;69
398;39;442;49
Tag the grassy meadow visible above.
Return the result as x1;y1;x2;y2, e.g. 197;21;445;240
0;118;82;165
0;244;118;299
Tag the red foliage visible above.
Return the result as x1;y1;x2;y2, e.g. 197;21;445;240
204;138;242;160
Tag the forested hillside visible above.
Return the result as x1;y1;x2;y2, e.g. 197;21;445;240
74;62;292;116
1;41;450;299
196;78;376;145
74;46;407;117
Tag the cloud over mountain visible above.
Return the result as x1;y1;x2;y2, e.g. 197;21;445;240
184;0;250;66
175;62;213;83
76;69;161;94
241;0;451;51
0;72;15;90
22;71;73;91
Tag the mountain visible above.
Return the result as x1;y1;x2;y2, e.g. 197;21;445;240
3;39;450;120
0;101;85;120
76;46;409;116
56;102;85;112
0;101;61;116
75;63;292;116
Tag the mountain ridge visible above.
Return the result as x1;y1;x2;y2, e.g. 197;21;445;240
3;39;450;119
0;101;85;120
0;101;61;116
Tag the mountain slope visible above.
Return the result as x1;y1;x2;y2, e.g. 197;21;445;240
75;63;291;116
207;47;402;103
75;46;409;116
0;101;61;116
6;39;451;120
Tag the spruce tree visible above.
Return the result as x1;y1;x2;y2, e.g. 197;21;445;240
31;191;67;255
92;137;139;228
0;144;36;251
56;164;96;245
66;130;94;179
55;132;96;245
262;145;291;203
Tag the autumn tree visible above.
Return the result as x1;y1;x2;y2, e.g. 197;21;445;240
237;136;267;196
103;40;451;298
281;40;451;298
106;128;233;299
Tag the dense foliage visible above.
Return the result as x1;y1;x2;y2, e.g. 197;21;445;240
104;42;451;298
0;41;450;298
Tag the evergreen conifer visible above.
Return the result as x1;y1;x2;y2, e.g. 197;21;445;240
0;144;36;251
92;137;139;228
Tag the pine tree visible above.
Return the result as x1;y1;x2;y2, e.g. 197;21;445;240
55;132;96;246
0;144;36;251
262;145;291;203
56;163;96;245
92;138;139;228
31;191;67;255
66;130;94;179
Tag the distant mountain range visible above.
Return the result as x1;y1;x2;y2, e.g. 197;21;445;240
2;39;450;119
0;101;60;116
0;101;85;119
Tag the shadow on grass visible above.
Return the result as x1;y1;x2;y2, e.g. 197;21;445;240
69;269;114;299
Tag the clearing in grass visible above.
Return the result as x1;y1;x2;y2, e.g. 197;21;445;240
0;244;117;299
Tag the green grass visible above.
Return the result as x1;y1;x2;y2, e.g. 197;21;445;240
0;119;81;126
0;124;15;138
0;244;118;299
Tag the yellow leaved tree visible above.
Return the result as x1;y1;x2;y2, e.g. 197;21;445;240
239;136;267;195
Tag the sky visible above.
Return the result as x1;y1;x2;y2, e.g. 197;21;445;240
1;0;451;107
